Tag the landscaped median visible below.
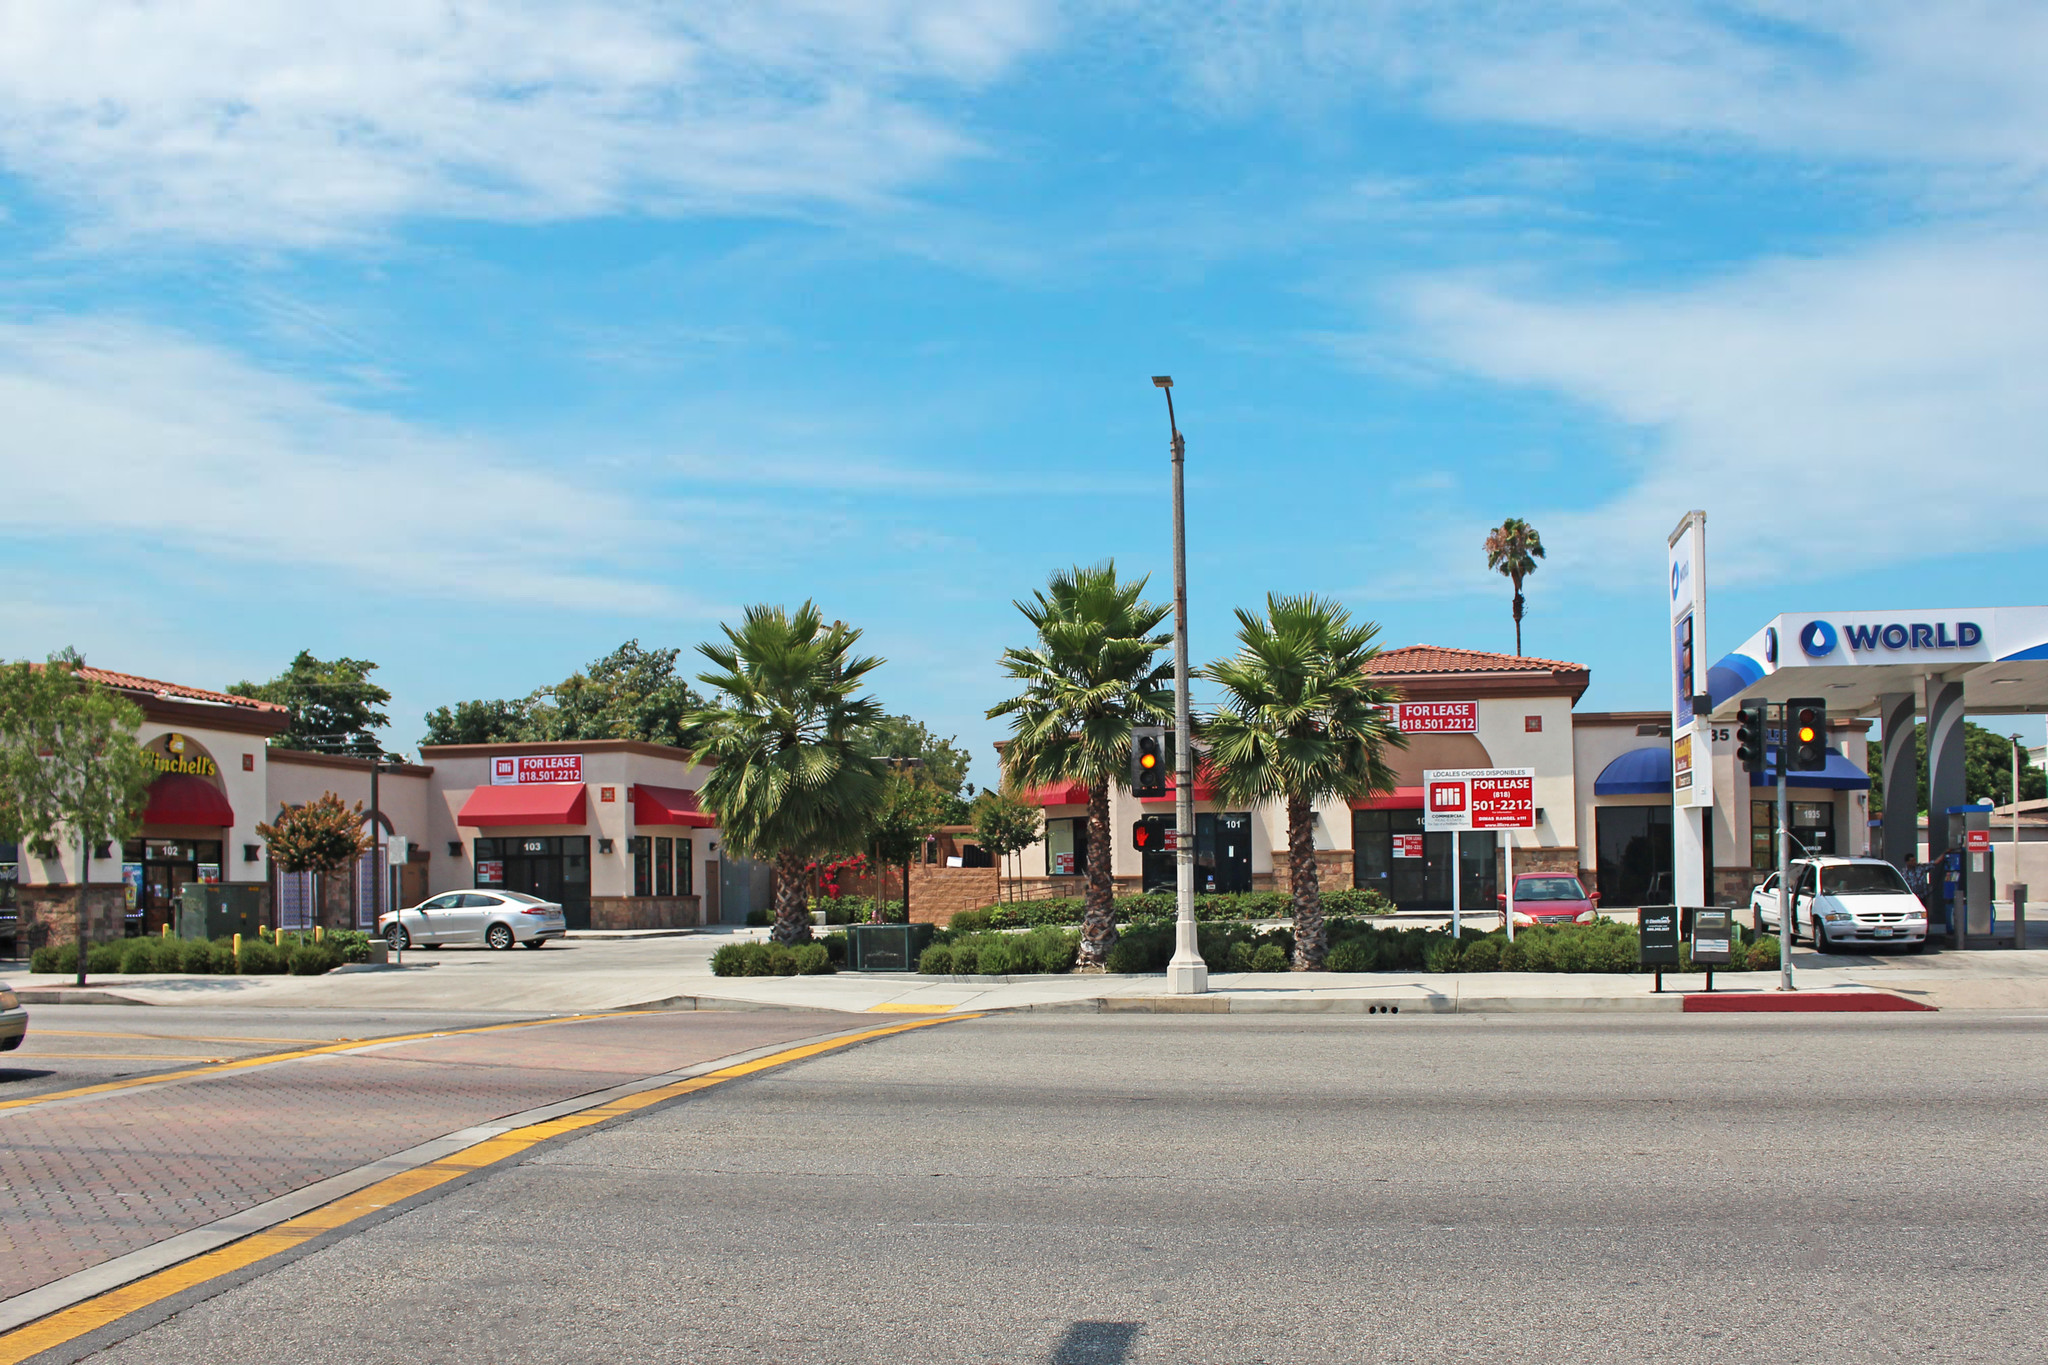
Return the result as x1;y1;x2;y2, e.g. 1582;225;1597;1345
29;929;374;977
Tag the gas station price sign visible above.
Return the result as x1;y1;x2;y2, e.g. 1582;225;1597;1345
1422;768;1536;832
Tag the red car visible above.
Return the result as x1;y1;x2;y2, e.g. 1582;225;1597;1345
1497;873;1600;928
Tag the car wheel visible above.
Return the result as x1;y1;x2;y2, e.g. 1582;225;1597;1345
521;938;547;950
385;924;410;951
486;923;516;951
1812;918;1832;954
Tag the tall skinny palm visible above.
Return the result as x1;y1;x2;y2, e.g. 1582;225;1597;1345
988;563;1172;967
1483;518;1546;656
687;603;887;945
1204;594;1406;969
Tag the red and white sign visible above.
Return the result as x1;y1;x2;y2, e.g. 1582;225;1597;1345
1422;768;1535;832
490;754;584;786
1394;701;1477;733
1392;833;1424;859
476;860;504;884
1965;829;1991;853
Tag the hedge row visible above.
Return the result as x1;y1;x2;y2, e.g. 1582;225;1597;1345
911;917;1785;976
950;887;1398;932
744;896;909;928
30;929;371;977
709;941;834;976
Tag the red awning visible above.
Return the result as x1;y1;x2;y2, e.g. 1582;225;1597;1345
1027;781;1090;807
631;784;717;829
1350;786;1424;810
456;783;588;828
143;773;234;826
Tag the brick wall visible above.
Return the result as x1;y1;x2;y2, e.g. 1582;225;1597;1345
905;865;1000;924
1273;850;1355;895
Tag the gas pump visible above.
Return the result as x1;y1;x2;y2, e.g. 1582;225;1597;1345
1944;804;1997;947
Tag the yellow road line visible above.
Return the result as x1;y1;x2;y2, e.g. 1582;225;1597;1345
0;1012;978;1365
865;1003;955;1014
0;1009;674;1114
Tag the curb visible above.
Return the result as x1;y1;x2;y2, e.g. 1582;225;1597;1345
13;989;150;1006
1001;994;1685;1015
1681;989;1935;1013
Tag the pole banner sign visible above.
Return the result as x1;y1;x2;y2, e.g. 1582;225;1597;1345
491;754;585;785
1668;511;1712;809
1393;701;1477;733
1422;768;1535;831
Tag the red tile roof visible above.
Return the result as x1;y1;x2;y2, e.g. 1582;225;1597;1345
1366;645;1586;677
69;666;288;713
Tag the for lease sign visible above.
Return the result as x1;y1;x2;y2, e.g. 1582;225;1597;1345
1394;701;1477;733
1422;768;1535;831
490;754;585;785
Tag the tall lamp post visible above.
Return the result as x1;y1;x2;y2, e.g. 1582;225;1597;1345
1153;376;1207;994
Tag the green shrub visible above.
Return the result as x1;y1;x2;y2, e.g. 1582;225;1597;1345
1021;927;1079;974
1746;936;1782;971
745;908;770;927
285;943;344;975
762;944;796;975
918;944;954;974
31;944;73;974
946;907;994;932
1227;940;1256;972
710;943;747;976
237;938;281;974
949;941;980;974
1249;943;1289;972
1325;939;1377;972
820;931;848;966
1497;939;1527;971
1462;937;1502;971
177;938;217;974
1422;934;1461;972
975;935;1023;975
1102;923;1174;973
792;943;832;975
117;938;156;974
86;941;125;973
1321;886;1400;916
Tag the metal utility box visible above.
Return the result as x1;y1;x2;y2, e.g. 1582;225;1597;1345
1638;906;1680;966
177;884;265;942
845;922;934;972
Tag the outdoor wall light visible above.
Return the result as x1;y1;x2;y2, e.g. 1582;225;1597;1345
598;838;615;854
93;841;113;859
448;841;464;857
243;844;261;862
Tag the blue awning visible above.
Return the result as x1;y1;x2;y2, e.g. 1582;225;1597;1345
1595;745;1672;795
1749;748;1871;790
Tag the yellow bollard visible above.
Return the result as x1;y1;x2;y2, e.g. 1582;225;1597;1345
315;925;324;944
161;924;170;938
233;932;242;966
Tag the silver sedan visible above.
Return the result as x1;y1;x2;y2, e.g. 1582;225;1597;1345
378;891;567;951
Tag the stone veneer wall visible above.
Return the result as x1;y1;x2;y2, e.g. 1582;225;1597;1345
587;895;703;930
1503;846;1584;884
14;885;132;951
1272;850;1355;896
904;866;1001;925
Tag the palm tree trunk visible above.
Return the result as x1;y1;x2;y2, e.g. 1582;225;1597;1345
1287;792;1324;968
1078;778;1118;967
770;848;812;944
1512;578;1525;656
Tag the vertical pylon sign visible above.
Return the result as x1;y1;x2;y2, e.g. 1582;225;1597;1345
1667;510;1711;911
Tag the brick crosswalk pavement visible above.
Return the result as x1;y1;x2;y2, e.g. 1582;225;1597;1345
0;1010;850;1302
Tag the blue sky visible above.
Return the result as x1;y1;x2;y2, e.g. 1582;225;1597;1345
5;2;2046;782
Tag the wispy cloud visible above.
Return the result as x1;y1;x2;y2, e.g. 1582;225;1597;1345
0;1;1055;247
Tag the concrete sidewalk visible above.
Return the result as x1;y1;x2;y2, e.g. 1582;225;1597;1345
13;930;2048;1014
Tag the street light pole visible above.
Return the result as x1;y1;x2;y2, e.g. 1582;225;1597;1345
1154;376;1206;995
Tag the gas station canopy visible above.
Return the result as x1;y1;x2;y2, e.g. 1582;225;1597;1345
1705;607;2048;718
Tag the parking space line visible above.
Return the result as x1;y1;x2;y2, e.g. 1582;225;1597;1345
0;1012;981;1364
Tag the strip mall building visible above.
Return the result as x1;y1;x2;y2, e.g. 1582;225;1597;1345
4;669;735;951
984;645;1870;917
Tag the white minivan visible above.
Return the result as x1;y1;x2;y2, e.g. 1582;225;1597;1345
1754;857;1927;952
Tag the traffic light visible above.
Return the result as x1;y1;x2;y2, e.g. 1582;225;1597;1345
1131;725;1166;797
1785;697;1828;772
1734;704;1768;773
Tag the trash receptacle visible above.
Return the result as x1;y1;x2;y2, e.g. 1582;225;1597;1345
845;922;934;971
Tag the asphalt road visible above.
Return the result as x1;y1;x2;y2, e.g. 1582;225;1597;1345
39;1009;2046;1365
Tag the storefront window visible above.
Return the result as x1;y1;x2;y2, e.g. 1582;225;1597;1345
1595;806;1673;906
119;838;225;931
0;840;16;925
631;836;652;897
656;837;674;897
1045;817;1087;877
675;839;693;896
1751;802;1776;871
1352;810;1489;910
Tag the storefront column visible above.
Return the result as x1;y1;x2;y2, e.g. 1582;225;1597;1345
1925;677;1968;866
1878;692;1920;866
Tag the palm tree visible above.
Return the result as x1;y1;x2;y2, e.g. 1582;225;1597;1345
1203;594;1406;968
1483;518;1546;656
987;562;1172;967
687;603;887;945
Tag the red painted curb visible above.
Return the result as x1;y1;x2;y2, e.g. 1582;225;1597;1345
1682;990;1935;1013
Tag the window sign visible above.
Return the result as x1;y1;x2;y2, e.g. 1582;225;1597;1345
1392;834;1423;859
197;863;220;885
122;862;143;909
477;860;505;885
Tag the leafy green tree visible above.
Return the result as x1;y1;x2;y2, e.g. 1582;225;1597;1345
0;651;155;984
686;605;888;945
1869;722;2045;817
867;774;952;923
988;562;1171;967
230;651;392;758
1203;596;1406;968
419;640;706;749
973;788;1043;905
1483;518;1546;657
853;715;973;801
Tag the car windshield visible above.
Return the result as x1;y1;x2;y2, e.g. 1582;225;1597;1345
496;891;549;905
1822;864;1912;896
1518;877;1586;901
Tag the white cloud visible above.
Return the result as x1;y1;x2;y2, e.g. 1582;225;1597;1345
0;315;696;608
0;0;1052;246
1395;231;2048;586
